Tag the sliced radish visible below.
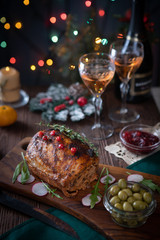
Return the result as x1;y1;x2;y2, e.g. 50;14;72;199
100;174;116;184
127;174;144;183
32;182;48;196
17;174;35;184
81;193;101;207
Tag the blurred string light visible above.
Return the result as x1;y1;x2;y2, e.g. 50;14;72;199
60;13;67;21
30;65;36;71
0;17;6;23
10;57;16;64
23;0;30;6
0;41;7;48
85;1;92;7
73;30;78;36
98;9;105;17
101;38;108;45
38;60;44;67
46;59;53;66
15;21;22;29
50;17;56;24
51;35;58;43
95;37;101;44
2;0;115;72
4;23;10;30
117;33;123;38
69;64;75;70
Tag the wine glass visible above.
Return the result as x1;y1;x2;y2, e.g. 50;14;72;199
109;39;144;123
78;52;115;140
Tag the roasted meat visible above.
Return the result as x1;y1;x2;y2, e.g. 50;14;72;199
25;126;99;197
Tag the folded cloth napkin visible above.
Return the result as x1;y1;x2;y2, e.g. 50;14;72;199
127;150;160;176
0;208;106;240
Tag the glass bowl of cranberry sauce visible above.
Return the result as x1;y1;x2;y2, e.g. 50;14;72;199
120;124;160;154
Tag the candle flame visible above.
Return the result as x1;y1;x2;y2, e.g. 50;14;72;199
5;66;10;71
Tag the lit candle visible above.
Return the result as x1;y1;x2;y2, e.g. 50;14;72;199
0;66;20;102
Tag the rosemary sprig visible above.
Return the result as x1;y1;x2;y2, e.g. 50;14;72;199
38;122;98;156
42;181;63;199
90;167;105;209
12;152;30;184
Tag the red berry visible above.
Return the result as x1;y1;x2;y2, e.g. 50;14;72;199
56;136;61;141
58;144;64;149
77;96;87;107
71;147;77;154
65;96;70;101
50;130;56;136
42;135;48;141
69;99;74;105
54;106;60;112
38;131;44;138
40;97;52;104
54;104;66;112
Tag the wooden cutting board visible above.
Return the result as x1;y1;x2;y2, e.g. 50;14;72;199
0;137;160;240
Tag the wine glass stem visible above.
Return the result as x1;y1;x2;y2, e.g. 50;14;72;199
120;82;129;113
92;96;101;129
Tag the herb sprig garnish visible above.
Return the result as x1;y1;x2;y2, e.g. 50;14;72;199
126;172;160;194
103;168;112;193
90;167;105;209
141;179;160;193
42;181;63;199
38;122;98;156
12;152;30;184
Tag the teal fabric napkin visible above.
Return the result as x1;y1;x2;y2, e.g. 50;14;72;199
127;150;160;176
0;208;106;240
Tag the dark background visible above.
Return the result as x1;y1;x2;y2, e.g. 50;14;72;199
0;0;160;86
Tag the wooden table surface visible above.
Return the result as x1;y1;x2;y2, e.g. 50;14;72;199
0;84;160;238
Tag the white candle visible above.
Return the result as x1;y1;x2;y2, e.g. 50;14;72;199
0;66;21;102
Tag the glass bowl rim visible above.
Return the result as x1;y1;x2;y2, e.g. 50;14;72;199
103;181;157;217
119;124;160;150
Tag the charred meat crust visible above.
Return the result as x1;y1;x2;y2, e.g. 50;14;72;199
25;129;99;197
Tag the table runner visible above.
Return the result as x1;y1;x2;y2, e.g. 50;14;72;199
0;208;106;240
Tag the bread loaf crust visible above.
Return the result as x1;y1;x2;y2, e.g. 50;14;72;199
25;129;99;197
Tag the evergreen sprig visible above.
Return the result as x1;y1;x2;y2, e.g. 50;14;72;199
39;122;98;156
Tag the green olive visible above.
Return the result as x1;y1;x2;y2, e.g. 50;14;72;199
133;200;148;210
143;192;152;204
118;179;127;189
110;185;120;196
123;201;133;211
140;188;146;195
133;193;143;200
123;188;132;197
118;190;128;201
114;203;123;210
132;183;140;192
110;196;120;205
127;220;138;227
127;196;136;204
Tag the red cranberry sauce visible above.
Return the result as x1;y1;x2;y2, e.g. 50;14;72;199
122;130;159;147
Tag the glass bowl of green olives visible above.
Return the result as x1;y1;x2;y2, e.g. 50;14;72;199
103;179;157;228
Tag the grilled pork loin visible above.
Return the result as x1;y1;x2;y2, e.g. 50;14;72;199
25;126;99;197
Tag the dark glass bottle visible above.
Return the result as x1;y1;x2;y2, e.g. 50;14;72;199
115;0;153;103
